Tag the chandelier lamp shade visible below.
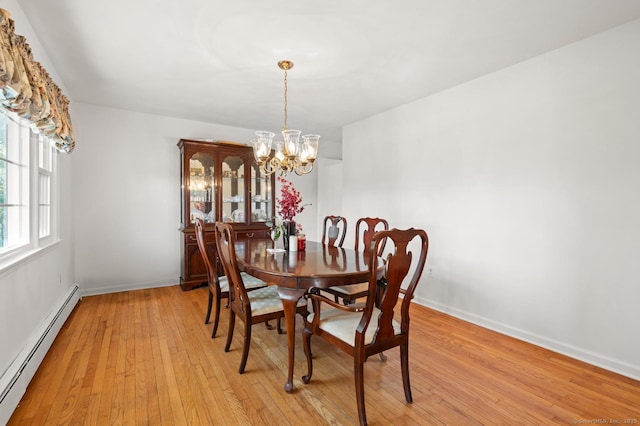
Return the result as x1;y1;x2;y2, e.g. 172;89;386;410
251;60;320;176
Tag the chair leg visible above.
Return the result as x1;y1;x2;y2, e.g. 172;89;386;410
277;317;283;334
354;354;367;426
265;320;274;330
238;322;252;374
400;342;413;403
301;327;313;384
224;311;236;353
379;352;387;362
211;293;223;338
204;290;213;324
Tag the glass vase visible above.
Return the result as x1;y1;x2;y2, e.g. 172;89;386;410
282;220;296;251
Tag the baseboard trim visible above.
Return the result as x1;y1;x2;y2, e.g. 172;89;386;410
414;296;640;381
0;284;80;425
80;279;178;297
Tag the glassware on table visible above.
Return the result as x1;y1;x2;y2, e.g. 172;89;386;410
270;226;282;247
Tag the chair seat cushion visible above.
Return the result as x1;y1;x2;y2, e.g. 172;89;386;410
329;282;369;295
249;286;307;317
241;272;268;290
218;272;266;292
307;307;401;346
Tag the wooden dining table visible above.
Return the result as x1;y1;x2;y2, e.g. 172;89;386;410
234;239;383;392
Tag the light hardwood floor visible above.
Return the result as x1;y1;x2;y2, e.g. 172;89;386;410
9;285;640;425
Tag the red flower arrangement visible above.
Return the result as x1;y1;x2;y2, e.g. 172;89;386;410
276;177;305;222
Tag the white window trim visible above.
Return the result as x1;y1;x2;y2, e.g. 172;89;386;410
36;133;58;244
0;111;61;274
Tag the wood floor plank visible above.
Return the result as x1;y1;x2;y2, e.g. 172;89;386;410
8;285;640;425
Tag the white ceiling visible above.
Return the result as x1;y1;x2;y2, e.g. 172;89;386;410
15;0;640;146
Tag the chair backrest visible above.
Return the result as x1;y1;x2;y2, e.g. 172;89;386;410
355;217;389;255
357;228;429;347
214;222;250;315
322;215;347;247
195;217;221;291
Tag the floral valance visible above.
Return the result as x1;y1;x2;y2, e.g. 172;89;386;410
0;8;74;153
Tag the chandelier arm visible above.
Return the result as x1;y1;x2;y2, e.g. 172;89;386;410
283;159;294;174
260;160;277;176
295;162;314;176
267;158;278;173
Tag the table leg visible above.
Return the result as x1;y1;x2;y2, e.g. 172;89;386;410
277;287;306;393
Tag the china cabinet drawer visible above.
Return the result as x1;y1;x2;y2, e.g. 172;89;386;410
185;231;215;244
235;230;270;240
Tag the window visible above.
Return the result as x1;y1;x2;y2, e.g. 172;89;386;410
0;110;58;259
38;133;54;238
0;113;29;251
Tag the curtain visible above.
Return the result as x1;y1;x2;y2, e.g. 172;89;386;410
0;8;74;153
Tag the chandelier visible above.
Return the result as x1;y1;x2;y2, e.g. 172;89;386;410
251;60;320;176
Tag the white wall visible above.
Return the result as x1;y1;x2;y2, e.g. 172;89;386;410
317;158;343;241
72;105;320;294
280;169;319;243
343;19;640;379
0;0;76;412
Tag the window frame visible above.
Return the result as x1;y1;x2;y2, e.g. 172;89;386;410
0;110;60;270
36;132;57;242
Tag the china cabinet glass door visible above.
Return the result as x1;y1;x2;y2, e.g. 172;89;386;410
189;152;214;223
221;155;246;223
251;163;273;223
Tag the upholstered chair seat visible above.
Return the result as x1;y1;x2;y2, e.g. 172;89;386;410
306;306;401;346
326;283;369;298
247;286;307;317
219;272;265;292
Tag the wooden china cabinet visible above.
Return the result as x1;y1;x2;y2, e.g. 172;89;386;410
178;139;276;290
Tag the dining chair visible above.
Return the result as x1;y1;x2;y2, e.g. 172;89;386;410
195;218;267;338
321;215;347;247
302;227;429;426
324;217;389;305
214;222;308;374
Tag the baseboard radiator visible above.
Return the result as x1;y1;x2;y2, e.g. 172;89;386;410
0;284;80;424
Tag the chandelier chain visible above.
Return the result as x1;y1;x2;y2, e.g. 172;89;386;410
283;68;288;130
